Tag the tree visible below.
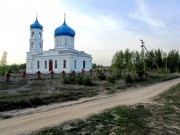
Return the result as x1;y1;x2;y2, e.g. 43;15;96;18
111;50;124;69
167;50;179;72
133;51;143;75
154;49;163;68
0;51;8;66
111;49;179;74
124;49;132;68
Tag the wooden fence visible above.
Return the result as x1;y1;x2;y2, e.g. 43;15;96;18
0;69;115;82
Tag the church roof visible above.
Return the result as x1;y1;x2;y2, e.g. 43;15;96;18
58;50;90;57
34;49;91;58
30;17;43;30
54;20;75;37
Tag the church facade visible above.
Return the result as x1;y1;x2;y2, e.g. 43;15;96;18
26;17;92;74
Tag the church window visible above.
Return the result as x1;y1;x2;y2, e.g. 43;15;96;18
31;42;34;48
63;60;66;68
31;32;34;37
59;39;62;46
39;32;41;38
37;61;40;69
65;39;67;46
29;62;32;69
83;61;86;69
74;60;76;69
39;43;42;48
55;60;57;68
45;61;47;69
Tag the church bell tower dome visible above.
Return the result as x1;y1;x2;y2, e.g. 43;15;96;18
54;19;75;37
30;17;43;30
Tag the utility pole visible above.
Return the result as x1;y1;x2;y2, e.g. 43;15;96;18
140;39;146;76
140;39;161;74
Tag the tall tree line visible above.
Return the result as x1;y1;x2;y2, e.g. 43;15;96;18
111;49;180;74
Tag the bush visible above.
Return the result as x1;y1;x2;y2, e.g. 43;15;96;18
125;75;134;83
113;70;122;79
97;73;106;80
62;74;93;86
62;71;76;84
77;75;83;85
107;76;116;83
83;76;93;86
62;76;75;84
134;77;147;82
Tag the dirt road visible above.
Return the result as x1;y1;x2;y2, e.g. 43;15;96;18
0;78;180;135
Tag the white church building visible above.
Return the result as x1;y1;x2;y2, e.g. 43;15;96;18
26;17;92;74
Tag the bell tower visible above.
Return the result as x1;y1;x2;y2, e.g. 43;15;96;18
29;16;43;54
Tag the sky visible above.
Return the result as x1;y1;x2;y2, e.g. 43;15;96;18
0;0;180;66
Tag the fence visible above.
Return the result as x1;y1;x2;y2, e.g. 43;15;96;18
0;69;115;82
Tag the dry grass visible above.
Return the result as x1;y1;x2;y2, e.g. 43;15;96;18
31;83;180;135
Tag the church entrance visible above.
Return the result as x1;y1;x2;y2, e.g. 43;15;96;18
49;60;53;71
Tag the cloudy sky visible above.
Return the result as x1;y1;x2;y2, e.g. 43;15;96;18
0;0;180;66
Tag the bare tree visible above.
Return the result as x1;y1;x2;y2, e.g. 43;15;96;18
0;51;8;66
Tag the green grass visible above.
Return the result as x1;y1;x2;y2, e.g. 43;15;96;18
0;87;98;112
148;73;180;82
32;105;151;135
0;79;99;112
0;81;26;90
0;73;179;112
31;83;180;135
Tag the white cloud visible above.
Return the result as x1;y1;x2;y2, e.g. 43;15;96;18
0;0;178;66
129;0;165;28
0;0;64;64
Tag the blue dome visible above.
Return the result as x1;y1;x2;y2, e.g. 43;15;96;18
30;18;43;30
54;20;75;37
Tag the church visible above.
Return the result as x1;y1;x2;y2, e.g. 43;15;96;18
26;16;92;74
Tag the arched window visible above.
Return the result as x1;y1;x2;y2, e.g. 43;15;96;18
39;32;41;38
45;61;47;69
55;60;57;68
63;60;66;68
74;60;76;69
31;32;34;37
29;62;32;69
39;43;42;48
59;39;62;46
37;61;40;69
65;39;67;46
83;61;86;69
31;42;34;48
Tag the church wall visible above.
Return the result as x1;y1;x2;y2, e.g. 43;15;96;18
54;36;74;50
26;54;92;74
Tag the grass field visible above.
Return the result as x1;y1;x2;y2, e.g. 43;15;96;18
31;83;180;135
0;73;179;112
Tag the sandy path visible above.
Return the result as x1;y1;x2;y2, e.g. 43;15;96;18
0;78;180;135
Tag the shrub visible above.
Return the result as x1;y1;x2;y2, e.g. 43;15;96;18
97;73;106;80
62;74;93;86
125;74;133;83
77;75;83;85
83;76;93;86
69;70;75;76
62;71;77;84
62;76;75;84
107;76;116;83
134;77;147;82
113;70;122;79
